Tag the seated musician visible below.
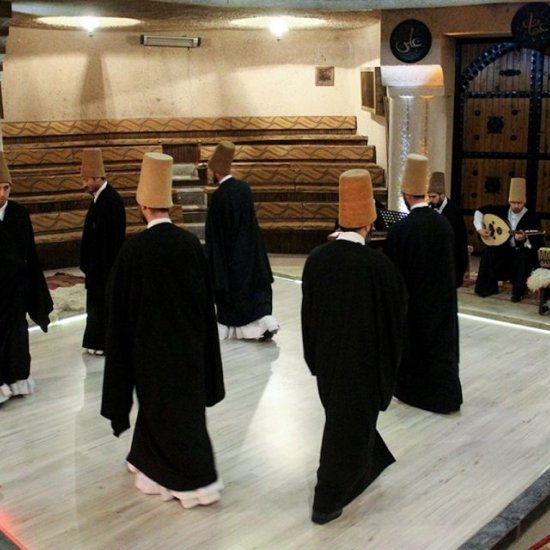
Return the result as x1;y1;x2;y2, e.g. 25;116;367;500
474;177;544;302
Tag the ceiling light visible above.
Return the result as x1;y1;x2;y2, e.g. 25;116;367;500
270;18;289;40
36;16;141;30
231;16;327;31
81;16;98;33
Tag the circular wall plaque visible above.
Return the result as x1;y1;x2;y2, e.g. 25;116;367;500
511;2;550;50
390;19;432;64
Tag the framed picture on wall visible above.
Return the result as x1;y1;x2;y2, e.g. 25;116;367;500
316;66;335;86
360;67;385;116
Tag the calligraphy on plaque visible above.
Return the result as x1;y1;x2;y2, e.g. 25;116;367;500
390;19;432;64
511;2;550;50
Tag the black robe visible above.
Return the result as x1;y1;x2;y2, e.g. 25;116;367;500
385;206;463;414
438;199;469;288
474;205;544;298
80;183;126;350
0;201;53;387
205;176;273;327
301;238;407;515
101;223;225;491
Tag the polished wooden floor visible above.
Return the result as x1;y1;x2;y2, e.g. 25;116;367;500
1;275;549;549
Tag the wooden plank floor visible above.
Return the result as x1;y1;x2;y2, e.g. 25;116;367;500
1;276;549;549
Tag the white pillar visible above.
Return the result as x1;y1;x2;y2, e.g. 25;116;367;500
386;87;448;210
380;65;449;209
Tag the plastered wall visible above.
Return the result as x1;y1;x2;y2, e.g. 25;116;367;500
381;4;520;90
3;23;386;166
1;4;532;179
379;3;523;190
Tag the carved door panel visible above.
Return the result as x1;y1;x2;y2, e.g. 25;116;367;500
461;158;528;212
537;57;550;242
462;98;528;154
537;159;550;244
453;41;549;251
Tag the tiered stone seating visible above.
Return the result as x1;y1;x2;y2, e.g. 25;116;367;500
199;131;385;253
3;138;192;268
2;115;385;265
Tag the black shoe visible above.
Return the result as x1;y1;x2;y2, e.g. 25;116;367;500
511;295;522;303
311;508;343;525
260;330;274;341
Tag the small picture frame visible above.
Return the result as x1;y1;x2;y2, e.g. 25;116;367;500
360;67;385;116
316;66;335;87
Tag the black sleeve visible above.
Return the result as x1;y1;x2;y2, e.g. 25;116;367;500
101;244;135;437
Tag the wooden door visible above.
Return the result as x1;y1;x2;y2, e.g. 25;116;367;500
453;39;550;250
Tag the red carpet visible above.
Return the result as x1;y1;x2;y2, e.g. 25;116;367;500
46;272;85;290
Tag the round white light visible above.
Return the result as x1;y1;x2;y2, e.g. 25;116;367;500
270;18;289;40
231;16;327;31
36;16;141;30
81;16;98;33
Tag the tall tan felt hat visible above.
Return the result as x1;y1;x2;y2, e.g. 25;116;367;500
208;141;235;175
136;152;174;208
80;148;105;178
0;152;12;184
401;153;429;196
428;171;445;194
508;177;526;203
339;168;377;228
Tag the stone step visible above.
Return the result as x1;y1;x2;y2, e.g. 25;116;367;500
172;177;202;188
173;163;198;178
175;186;206;206
182;210;207;224
184;222;205;242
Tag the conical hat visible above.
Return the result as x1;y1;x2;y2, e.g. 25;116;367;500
339;169;377;228
508;177;526;203
80;148;105;178
208;141;235;175
136;152;174;208
0;151;12;184
428;171;445;194
401;154;429;195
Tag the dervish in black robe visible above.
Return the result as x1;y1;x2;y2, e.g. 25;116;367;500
301;235;407;518
0;201;53;402
205;176;277;336
474;204;544;299
433;198;469;288
101;222;225;492
385;205;463;414
80;183;126;351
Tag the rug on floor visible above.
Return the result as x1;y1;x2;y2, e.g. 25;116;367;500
460;273;540;307
46;272;85;290
45;272;86;321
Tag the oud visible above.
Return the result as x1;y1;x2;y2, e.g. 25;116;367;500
481;213;545;246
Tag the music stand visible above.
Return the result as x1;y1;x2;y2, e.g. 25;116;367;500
378;209;408;231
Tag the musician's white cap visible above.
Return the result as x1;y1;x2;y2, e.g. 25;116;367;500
509;178;526;203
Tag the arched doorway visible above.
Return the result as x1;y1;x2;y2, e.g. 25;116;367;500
452;39;550;250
